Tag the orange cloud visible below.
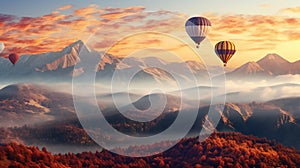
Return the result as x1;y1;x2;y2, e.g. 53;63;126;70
199;12;300;66
258;4;274;9
104;6;145;13
0;5;151;56
86;10;184;58
279;6;300;13
0;5;299;67
101;11;141;20
57;5;73;11
101;6;146;20
74;4;102;16
206;13;300;46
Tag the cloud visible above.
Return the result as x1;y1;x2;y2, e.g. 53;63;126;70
101;6;146;20
57;5;73;11
279;6;300;13
74;4;102;16
0;5;151;56
258;4;274;9
86;10;184;57
225;75;300;102
0;14;17;23
0;4;299;67
204;13;300;56
101;10;143;20
274;74;300;83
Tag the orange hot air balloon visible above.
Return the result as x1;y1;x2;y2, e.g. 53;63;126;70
214;41;236;67
8;53;19;65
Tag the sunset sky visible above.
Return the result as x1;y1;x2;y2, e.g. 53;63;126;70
0;0;299;67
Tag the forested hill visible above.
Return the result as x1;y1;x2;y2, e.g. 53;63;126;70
1;132;300;168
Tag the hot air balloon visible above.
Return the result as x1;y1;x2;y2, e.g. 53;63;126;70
0;42;4;53
8;53;19;65
185;17;211;48
215;41;236;67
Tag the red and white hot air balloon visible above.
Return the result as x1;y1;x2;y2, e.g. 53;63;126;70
8;53;19;65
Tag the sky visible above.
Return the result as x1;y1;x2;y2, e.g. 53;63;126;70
0;0;299;67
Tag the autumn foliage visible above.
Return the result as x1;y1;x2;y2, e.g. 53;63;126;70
1;132;300;168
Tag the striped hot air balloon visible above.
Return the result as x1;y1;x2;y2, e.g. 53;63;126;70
185;17;211;48
215;41;236;67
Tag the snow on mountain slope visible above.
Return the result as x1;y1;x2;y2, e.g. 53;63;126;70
1;41;299;84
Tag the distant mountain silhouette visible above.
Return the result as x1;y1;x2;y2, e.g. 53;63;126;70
0;41;210;87
0;83;299;150
0;41;298;84
227;53;300;80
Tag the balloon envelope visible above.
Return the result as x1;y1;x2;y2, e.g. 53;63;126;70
185;17;211;47
215;41;236;67
0;42;4;53
8;53;19;65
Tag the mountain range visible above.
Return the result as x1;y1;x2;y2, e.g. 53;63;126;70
0;41;208;88
226;53;300;79
0;84;299;151
0;41;299;85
